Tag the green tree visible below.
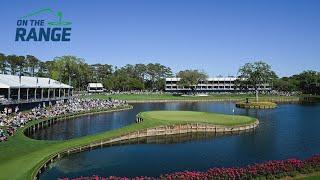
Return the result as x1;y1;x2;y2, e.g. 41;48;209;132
113;67;134;91
91;63;113;82
238;61;277;101
296;70;319;94
6;55;20;75
53;56;87;90
26;55;39;76
128;77;145;90
177;69;208;94
134;64;147;81
273;77;299;92
16;56;26;75
35;61;50;77
103;78;115;91
0;53;7;74
146;63;173;90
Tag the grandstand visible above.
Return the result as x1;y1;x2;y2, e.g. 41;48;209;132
0;74;73;105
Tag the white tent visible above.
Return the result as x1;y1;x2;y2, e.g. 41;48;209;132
0;74;73;104
0;74;72;89
87;83;104;93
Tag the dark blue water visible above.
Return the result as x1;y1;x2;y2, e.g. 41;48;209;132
38;102;320;179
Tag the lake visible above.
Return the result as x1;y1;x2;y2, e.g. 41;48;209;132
34;102;320;179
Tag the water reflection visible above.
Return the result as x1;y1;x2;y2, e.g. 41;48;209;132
30;102;249;140
39;102;320;179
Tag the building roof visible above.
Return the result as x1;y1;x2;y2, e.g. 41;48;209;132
0;74;73;89
88;83;103;88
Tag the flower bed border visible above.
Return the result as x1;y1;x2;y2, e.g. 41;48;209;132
58;154;320;180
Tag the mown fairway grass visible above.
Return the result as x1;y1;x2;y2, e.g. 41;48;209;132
0;108;256;180
82;93;300;102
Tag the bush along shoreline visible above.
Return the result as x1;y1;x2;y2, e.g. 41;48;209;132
235;101;278;109
58;154;320;180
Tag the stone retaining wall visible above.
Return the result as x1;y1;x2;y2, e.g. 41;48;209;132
34;120;259;180
235;103;277;109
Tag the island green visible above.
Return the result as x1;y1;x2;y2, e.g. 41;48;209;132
0;109;256;180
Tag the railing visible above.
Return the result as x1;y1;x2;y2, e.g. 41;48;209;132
0;96;72;105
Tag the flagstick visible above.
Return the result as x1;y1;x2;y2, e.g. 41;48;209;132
232;108;235;121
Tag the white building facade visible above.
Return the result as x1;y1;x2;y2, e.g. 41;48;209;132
165;77;271;93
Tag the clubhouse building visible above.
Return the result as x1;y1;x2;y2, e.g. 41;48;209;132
0;74;73;105
165;77;271;93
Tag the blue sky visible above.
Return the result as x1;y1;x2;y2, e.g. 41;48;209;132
1;0;320;77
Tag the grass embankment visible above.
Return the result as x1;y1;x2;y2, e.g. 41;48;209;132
236;101;277;109
82;93;299;102
0;109;255;180
294;172;320;180
138;110;256;126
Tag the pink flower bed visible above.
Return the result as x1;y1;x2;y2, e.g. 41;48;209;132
59;155;320;180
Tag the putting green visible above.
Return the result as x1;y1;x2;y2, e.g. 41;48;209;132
138;111;256;126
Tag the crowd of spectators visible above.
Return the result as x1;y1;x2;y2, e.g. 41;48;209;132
0;98;128;142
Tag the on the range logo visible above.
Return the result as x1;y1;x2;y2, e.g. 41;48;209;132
15;8;72;42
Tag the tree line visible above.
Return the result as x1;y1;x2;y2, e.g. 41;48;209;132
273;70;320;95
0;53;173;91
176;61;320;96
0;53;319;95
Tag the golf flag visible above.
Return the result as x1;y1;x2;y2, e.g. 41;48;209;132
232;108;235;113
